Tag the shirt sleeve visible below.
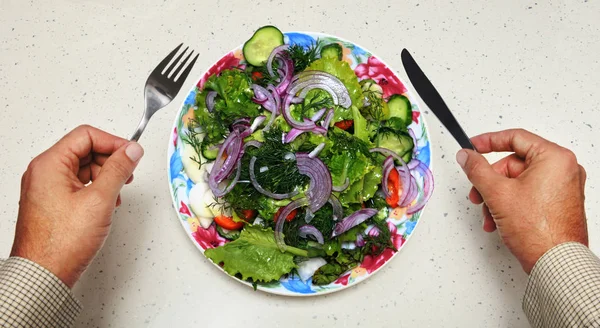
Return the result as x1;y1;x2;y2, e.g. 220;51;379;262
523;242;600;328
0;257;81;327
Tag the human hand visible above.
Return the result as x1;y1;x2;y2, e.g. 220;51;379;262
456;129;587;274
10;125;144;288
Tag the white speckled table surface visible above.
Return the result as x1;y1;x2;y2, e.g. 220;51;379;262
1;0;599;327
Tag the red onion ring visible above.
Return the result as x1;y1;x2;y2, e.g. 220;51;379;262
275;198;309;252
210;132;243;183
249;156;299;200
310;108;327;122
266;45;289;77
399;175;418;208
381;156;395;199
282;94;318;130
290;71;352;108
406;160;434;214
209;159;242;197
370;147;411;207
244;140;263;149
296;153;332;213
321;108;334;128
331;208;378;238
283;126;327;143
276;56;294;95
299;225;325;244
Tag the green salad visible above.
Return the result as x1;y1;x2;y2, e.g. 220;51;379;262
182;26;433;285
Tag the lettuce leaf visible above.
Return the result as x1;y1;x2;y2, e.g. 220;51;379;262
195;69;261;144
339;166;382;204
204;225;307;283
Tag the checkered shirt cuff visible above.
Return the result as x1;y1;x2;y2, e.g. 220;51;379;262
0;257;81;327
523;242;600;327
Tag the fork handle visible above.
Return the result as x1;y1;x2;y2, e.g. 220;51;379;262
130;114;150;142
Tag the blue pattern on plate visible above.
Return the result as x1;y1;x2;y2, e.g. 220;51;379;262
184;89;196;106
352;45;367;57
280;275;315;294
285;33;316;49
404;220;417;235
417;142;431;167
169;150;183;182
186;176;194;194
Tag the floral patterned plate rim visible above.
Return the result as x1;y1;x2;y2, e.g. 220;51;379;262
167;31;433;296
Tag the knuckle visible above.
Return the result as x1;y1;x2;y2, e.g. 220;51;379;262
579;164;587;179
75;124;93;132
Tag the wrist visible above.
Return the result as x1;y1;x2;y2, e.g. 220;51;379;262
10;242;80;288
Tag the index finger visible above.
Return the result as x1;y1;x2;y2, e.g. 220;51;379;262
471;129;554;159
52;125;128;172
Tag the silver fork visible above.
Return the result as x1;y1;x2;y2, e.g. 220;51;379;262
130;44;199;141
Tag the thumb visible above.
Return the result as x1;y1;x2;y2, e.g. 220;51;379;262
456;149;504;198
92;142;144;199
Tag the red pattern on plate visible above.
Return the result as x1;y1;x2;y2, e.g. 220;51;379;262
354;56;407;98
193;224;227;250
359;222;405;274
179;201;192;217
197;52;242;89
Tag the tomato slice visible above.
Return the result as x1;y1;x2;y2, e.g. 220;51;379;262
334;120;354;130
214;215;244;230
240;209;257;221
251;71;264;81
274;207;298;222
386;168;401;207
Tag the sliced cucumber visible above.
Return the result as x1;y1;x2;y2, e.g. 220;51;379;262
320;43;343;61
216;226;240;240
243;26;284;66
375;130;414;159
387;94;412;128
201;140;219;160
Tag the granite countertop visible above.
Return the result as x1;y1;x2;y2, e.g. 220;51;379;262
1;0;599;327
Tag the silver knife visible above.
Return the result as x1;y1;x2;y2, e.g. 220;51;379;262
401;49;475;151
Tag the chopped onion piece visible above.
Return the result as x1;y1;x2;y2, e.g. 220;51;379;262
308;143;325;158
328;195;343;221
298;225;325;244
332;178;350;192
205;91;217;112
297;257;327;282
331;208;378;238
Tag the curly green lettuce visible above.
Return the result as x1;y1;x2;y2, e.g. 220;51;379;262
204;225;307;283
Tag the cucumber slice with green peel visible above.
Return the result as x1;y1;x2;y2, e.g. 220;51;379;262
201;140;219;160
375;130;414;159
216;226;240;240
243;26;285;66
387;94;412;128
320;43;343;60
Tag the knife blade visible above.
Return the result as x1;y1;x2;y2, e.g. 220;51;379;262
401;49;475;151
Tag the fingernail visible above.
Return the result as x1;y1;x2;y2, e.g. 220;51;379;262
125;142;144;162
456;150;468;168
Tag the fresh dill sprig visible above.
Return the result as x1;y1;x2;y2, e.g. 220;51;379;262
287;39;324;73
181;119;204;169
362;89;387;121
